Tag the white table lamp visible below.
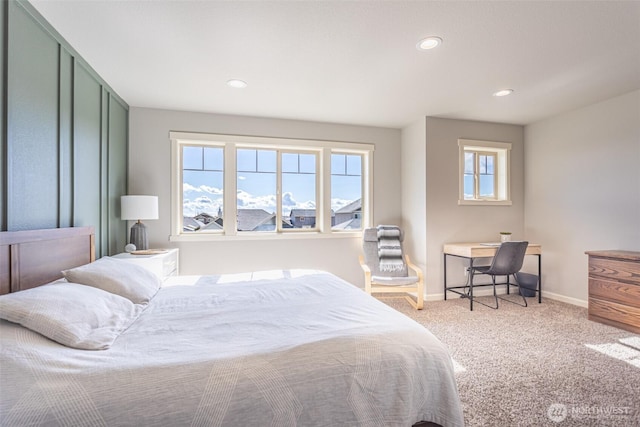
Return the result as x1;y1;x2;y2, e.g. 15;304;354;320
121;195;158;250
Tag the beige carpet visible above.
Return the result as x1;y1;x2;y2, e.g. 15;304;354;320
378;294;640;426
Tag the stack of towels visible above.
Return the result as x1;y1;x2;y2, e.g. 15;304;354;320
377;225;404;272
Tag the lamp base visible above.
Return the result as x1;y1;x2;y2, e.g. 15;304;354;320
129;221;149;250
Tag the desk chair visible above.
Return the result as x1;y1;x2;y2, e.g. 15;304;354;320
466;241;529;311
359;226;424;310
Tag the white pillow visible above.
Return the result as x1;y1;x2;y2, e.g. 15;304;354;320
62;257;161;304
0;283;142;350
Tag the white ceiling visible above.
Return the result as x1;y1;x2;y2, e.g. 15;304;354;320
30;0;640;129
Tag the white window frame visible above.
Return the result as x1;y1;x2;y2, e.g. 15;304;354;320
276;148;320;232
458;139;512;206
330;150;366;231
170;131;374;241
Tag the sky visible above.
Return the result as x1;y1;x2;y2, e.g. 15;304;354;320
182;147;362;218
464;152;495;198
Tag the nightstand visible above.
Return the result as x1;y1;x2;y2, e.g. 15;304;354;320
112;248;179;282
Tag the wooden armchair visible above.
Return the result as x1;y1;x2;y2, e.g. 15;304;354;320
359;226;424;310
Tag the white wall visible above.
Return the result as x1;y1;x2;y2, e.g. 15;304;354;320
401;117;525;298
424;118;525;297
128;107;402;286
400;119;427;273
524;90;640;305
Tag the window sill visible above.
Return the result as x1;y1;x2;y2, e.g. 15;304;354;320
458;199;513;206
169;230;363;242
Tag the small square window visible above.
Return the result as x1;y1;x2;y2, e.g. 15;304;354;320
458;139;511;206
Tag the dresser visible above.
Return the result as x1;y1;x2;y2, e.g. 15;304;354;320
585;250;640;334
112;249;179;282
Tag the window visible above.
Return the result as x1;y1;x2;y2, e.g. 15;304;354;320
236;149;318;232
282;152;317;230
464;151;496;200
458;139;511;205
331;153;363;230
170;132;373;240
236;148;278;232
181;145;224;232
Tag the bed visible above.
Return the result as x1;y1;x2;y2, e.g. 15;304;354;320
0;227;464;427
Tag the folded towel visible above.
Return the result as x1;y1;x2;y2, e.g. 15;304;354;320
379;258;405;273
378;248;403;258
377;225;401;238
378;237;401;249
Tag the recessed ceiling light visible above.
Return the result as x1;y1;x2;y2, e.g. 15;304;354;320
493;89;514;97
416;36;443;50
227;79;247;89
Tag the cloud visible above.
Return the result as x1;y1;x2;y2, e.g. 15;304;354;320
183;196;223;217
293;200;316;209
185;188;322;218
183;183;223;195
200;185;223;195
183;183;201;193
282;192;296;206
194;196;212;204
236;190;277;213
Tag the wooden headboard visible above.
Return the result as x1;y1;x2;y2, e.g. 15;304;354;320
0;227;95;295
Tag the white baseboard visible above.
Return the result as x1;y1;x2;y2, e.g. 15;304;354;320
540;291;588;308
426;289;588;308
426;292;446;302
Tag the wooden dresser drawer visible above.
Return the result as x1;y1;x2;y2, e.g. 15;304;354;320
589;278;640;308
588;297;640;334
588;257;640;285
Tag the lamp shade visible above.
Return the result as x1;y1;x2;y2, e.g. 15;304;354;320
121;195;159;220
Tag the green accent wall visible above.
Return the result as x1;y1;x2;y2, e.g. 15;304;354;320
0;0;129;257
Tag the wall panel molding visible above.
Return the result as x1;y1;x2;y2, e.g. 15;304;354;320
100;87;109;256
6;1;59;231
1;1;7;231
108;96;128;255
1;0;128;258
59;46;73;228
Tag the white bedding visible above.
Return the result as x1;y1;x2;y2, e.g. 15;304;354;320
0;270;463;427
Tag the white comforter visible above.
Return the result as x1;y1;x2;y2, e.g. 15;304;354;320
0;270;463;427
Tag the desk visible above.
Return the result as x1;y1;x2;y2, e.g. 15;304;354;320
443;242;542;309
